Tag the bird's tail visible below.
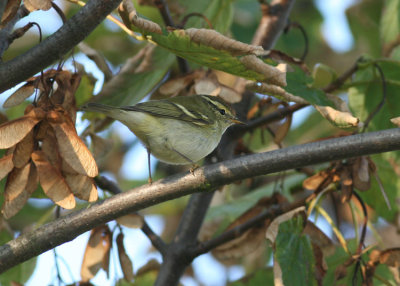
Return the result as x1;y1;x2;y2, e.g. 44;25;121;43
80;103;119;116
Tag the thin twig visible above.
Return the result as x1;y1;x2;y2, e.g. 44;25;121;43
192;197;306;256
284;21;309;61
0;5;30;58
362;63;387;132
352;191;368;286
141;220;168;255
95;176;122;194
179;12;213;29
152;0;189;74
51;2;67;24
95;175;167;254
323;61;359;93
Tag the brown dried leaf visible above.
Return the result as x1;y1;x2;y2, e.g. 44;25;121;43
31;151;75;209
116;233;134;282
48;110;98;177
380;248;400;267
303;171;331;191
0;154;14;181
186;28;265;57
3;84;35;108
2;163;38;219
340;167;353;203
193;78;218;95
159;72;200;96
78;43;112;81
2;163;31;218
89;133;113;161
0;107;44;149
193;78;242;104
315;105;359;129
64;173;98;202
273;258;284;286
24;0;52;11
304;221;335;256
352;157;371;191
312;243;328;284
273;115;292;145
390;116;400;127
120;0;162;34
265;207;306;244
116;214;144;228
41;124;62;167
136;259;160;276
246;82;308;104
209;195;286;261
51;71;80;123
81;225;112;282
12;129;35;168
0;0;21;27
246;98;274;120
213;226;266;261
240;56;286;87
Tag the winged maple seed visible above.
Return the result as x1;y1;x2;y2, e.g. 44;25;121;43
0;69;98;219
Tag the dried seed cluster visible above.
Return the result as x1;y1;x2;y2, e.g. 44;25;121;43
0;69;98;219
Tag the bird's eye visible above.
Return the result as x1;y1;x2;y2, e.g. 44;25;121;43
219;109;226;115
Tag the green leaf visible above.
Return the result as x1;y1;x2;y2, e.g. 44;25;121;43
285;66;334;106
348;60;400;220
93;47;175;107
205;174;305;223
362;153;399;221
347;0;383;57
323;240;397;286
322;239;359;286
229;268;274;286
380;0;400;45
311;63;337;89
75;73;96;107
147;29;282;83
178;0;234;34
275;216;317;286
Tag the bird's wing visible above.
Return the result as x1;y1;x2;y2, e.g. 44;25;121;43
121;100;211;125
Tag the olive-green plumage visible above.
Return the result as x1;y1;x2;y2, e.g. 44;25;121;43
81;95;240;165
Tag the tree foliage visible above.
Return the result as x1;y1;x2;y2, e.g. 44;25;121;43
0;0;400;285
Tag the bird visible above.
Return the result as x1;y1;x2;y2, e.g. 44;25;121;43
81;94;242;182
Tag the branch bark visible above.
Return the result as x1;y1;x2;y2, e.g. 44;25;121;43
0;0;122;93
1;128;400;272
252;0;296;49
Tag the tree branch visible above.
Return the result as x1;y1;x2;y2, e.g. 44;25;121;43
0;0;122;93
252;0;296;49
0;128;400;272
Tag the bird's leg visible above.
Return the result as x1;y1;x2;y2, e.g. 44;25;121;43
147;148;153;184
171;147;197;176
189;164;200;176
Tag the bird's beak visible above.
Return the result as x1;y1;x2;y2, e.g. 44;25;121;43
231;117;245;124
